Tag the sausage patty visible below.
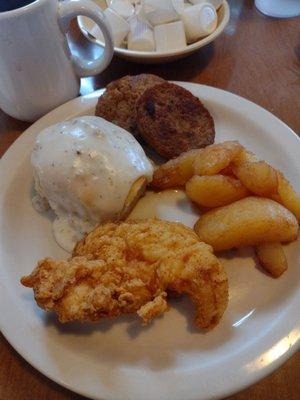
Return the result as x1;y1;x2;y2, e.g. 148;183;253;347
95;74;165;135
136;82;215;159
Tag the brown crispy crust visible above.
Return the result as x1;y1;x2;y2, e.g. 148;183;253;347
95;74;165;135
21;219;228;330
136;82;215;159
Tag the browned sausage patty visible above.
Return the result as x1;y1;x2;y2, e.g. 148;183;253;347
95;74;165;135
136;82;215;159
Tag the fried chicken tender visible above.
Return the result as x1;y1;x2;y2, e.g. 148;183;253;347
21;219;228;330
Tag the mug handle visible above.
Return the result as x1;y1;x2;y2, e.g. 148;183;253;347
58;0;114;77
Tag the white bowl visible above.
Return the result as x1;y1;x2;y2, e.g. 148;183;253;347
77;0;230;63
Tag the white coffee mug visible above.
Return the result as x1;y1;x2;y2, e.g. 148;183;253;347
0;0;114;121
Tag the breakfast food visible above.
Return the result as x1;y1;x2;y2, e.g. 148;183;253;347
93;0;220;52
193;141;242;176
232;160;278;197
151;141;239;188
152;140;300;219
96;76;216;159
23;73;299;338
95;74;165;134
150;140;300;277
186;175;249;208
136;82;215;158
121;176;148;220
194;197;298;251
232;148;300;222
273;171;300;222
255;243;288;278
21;219;229;330
31;116;153;252
150;148;200;189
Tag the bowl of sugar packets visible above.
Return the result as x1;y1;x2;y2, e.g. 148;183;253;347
78;0;230;63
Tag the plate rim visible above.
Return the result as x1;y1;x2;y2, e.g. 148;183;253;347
0;82;299;400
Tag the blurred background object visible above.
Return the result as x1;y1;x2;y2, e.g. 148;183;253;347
77;0;230;63
255;0;300;18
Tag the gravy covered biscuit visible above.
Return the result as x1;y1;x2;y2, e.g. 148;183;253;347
95;74;165;134
136;82;215;159
31;116;153;252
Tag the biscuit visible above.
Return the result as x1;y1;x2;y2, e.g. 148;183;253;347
95;74;165;135
136;82;215;159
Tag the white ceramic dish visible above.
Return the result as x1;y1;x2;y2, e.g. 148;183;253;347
77;0;230;63
0;82;299;400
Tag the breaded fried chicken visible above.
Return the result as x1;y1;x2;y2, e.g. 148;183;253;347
21;219;228;329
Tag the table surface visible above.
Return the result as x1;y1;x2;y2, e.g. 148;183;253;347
0;1;299;399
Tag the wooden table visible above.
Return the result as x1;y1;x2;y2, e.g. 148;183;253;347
1;1;299;399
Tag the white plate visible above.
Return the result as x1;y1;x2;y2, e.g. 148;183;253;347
77;1;230;63
0;83;299;400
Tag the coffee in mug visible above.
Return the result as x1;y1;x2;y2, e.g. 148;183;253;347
0;1;36;12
